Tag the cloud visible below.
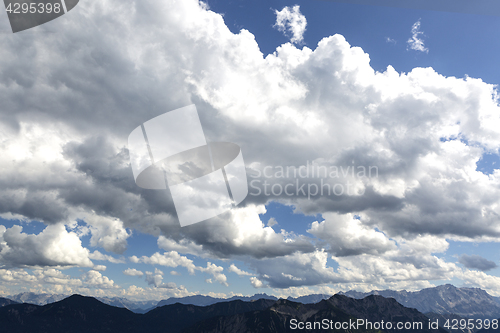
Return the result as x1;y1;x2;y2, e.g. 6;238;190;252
89;250;125;264
178;205;315;259
0;0;498;250
248;250;338;288
457;269;500;294
200;262;228;286
82;270;117;289
158;282;178;289
0;0;500;295
157;236;204;256
458;254;497;271
149;205;315;261
145;268;164;287
131;251;197;274
133;251;228;286
144;268;179;289
307;213;396;256
407;20;428;53
228;264;252;276
2;0;499;255
267;217;278;227
250;277;265;288
120;284;191;301
83;214;131;254
274;5;307;44
0;224;93;268
0;269;38;283
123;268;144;277
33;269;83;286
0;266;198;300
244;234;456;289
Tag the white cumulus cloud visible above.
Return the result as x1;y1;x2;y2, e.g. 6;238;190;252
0;224;93;268
274;5;307;44
407;19;428;53
123;268;144;277
228;264;252;276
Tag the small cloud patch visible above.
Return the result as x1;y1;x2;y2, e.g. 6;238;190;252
274;5;307;44
459;254;497;272
407;19;428;53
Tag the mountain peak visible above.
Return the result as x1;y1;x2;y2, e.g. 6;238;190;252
342;284;500;319
49;294;109;308
435;284;457;290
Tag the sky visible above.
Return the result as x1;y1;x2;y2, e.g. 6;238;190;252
1;0;500;301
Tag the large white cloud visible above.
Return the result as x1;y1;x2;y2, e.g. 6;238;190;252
2;0;498;248
0;224;93;268
0;0;500;295
307;213;396;256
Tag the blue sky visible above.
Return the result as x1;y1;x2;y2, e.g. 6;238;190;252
1;0;500;301
206;0;500;85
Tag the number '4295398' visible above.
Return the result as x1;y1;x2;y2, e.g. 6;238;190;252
444;318;498;330
5;2;61;14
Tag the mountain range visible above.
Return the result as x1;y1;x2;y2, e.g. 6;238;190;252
5;292;158;313
1;284;499;332
185;295;448;333
0;293;447;333
6;292;67;305
0;297;18;307
156;293;331;307
340;284;500;320
4;291;330;313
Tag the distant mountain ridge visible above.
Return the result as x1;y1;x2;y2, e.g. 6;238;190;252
5;292;156;313
0;295;138;333
0;296;18;307
156;293;278;307
6;292;67;305
144;298;277;332
341;284;500;319
6;284;499;320
95;296;157;312
3;292;333;310
0;293;446;333
186;295;447;333
156;293;330;307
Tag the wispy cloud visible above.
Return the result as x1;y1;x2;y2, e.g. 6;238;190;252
274;5;307;44
228;264;252;276
386;37;396;44
407;19;428;53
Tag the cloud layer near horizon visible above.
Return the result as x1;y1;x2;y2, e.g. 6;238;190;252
0;0;500;297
